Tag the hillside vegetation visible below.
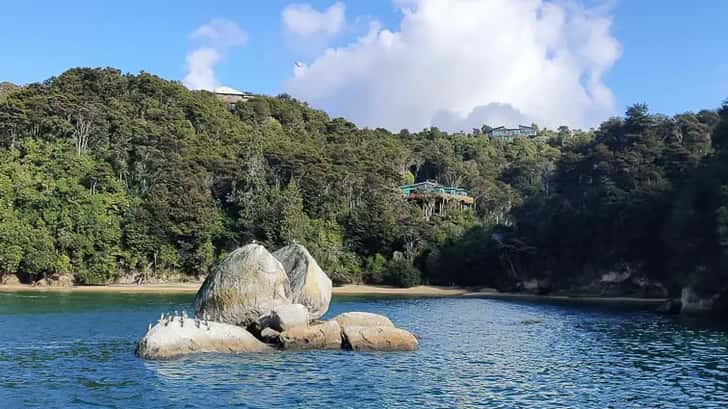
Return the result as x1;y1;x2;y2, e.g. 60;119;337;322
0;68;726;305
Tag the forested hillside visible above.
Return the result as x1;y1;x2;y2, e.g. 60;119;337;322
0;68;726;305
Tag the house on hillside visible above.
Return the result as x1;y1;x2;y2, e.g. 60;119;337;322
487;125;537;140
401;180;474;220
214;86;251;105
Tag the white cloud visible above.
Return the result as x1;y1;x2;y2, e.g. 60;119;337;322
285;0;621;131
283;2;346;38
433;103;532;132
183;19;247;90
183;48;221;91
191;18;248;48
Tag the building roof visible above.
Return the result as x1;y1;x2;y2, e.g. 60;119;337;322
214;86;246;96
489;124;535;132
401;180;440;189
401;180;469;195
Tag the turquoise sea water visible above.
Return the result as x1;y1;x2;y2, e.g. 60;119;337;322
1;292;727;408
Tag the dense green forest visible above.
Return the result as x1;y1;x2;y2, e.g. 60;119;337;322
0;68;726;304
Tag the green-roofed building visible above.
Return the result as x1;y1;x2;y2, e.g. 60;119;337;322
400;180;474;220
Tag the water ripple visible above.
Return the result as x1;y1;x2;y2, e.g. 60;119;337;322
1;293;727;408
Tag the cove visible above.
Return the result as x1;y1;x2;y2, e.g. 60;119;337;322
1;291;727;408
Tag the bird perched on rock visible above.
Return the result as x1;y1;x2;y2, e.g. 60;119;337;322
148;323;152;331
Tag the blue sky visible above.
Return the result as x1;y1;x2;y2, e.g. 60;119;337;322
1;1;726;130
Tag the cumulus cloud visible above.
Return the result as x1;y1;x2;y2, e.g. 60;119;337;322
283;2;346;38
285;0;621;131
183;48;221;91
433;103;532;133
183;19;247;90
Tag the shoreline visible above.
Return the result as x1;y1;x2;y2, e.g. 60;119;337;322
0;283;667;305
0;283;467;296
463;290;667;305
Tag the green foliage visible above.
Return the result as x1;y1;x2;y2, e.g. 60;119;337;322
381;256;422;288
1;68;724;295
363;253;387;284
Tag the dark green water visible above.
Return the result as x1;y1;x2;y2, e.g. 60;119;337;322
1;291;727;408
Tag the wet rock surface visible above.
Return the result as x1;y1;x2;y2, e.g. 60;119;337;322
280;320;342;350
342;326;419;352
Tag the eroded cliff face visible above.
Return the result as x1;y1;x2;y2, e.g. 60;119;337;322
510;263;668;299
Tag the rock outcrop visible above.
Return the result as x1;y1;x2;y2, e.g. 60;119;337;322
279;320;342;350
136;245;420;357
193;244;290;327
332;312;394;329
681;287;723;313
268;303;310;332
136;318;271;360
33;273;73;288
519;278;552;295
0;273;20;285
656;299;682;315
342;326;419;352
259;327;281;345
273;244;332;320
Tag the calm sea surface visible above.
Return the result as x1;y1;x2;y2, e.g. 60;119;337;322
1;292;727;408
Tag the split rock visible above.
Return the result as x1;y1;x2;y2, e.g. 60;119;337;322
193;244;290;327
273;244;332;320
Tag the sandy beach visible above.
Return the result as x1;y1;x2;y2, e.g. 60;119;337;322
0;282;467;296
0;282;203;293
0;282;666;305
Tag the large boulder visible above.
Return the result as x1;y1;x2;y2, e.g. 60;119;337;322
136;318;271;360
273;244;332;320
342;326;419;352
279;320;342;350
268;303;310;332
332;312;394;329
193;244;290;327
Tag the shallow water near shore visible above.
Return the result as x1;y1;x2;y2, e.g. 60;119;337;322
1;292;727;408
